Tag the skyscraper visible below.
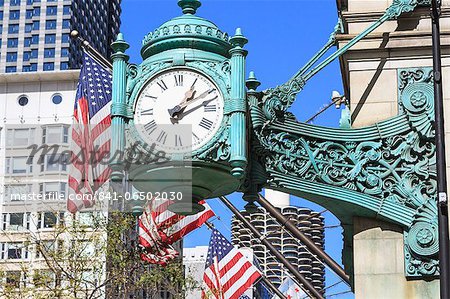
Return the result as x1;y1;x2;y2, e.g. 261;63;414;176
231;191;326;295
0;0;121;73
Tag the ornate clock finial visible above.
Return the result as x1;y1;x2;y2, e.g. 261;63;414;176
178;0;201;15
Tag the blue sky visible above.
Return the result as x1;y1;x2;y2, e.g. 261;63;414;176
121;1;353;297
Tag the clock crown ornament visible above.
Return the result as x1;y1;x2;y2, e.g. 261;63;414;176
141;0;232;59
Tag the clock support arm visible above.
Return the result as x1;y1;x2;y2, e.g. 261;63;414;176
111;33;130;181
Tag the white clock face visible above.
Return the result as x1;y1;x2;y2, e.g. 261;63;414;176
134;69;224;153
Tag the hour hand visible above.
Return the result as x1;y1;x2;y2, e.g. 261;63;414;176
168;105;183;117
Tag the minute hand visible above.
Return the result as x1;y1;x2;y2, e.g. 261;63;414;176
182;89;215;108
174;96;218;121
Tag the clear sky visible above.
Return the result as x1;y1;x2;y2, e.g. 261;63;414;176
121;1;353;298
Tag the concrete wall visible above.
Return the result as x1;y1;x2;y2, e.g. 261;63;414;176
338;1;450;298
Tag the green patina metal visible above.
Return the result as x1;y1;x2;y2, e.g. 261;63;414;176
111;0;437;281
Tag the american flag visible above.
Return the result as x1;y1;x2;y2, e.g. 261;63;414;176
67;52;112;213
202;229;261;299
139;199;215;266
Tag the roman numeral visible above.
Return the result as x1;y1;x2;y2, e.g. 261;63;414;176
175;135;183;147
193;133;199;141
174;74;183;87
144;120;157;134
204;105;217;112
157;80;168;92
199;118;213;130
156;131;168;144
144;94;157;100
141;108;153;116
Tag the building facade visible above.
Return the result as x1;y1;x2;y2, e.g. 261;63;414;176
336;0;450;297
0;0;121;74
231;191;326;296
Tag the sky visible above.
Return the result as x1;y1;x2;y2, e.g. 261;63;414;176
121;1;353;297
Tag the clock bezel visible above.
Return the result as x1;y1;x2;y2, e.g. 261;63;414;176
128;65;230;158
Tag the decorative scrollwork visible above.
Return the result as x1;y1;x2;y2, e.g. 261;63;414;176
251;67;437;278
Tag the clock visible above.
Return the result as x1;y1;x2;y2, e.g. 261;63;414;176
134;68;224;153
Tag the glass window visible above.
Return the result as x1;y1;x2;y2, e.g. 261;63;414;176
33;7;40;16
6;66;17;73
61;48;69;57
41;154;67;172
32;20;39;30
45;34;55;44
9;10;20;20
46;6;57;16
6;52;17;62
62;19;70;29
7;38;18;48
8;24;20;34
44;48;55;58
18;95;28;106
29;63;37;72
6;157;31;174
62;33;70;43
10;0;20;6
31;35;39;44
5;271;21;288
31;49;38;58
52;94;62;105
9;213;24;229
60;62;69;70
42;126;66;143
23;51;31;61
25;23;32;33
44;62;54;71
7;243;22;259
26;9;33;19
24;37;31;47
0;25;2;33
0;0;4;6
45;20;56;30
62;5;70;15
6;128;35;146
4;185;31;201
0;11;3;21
42;212;57;228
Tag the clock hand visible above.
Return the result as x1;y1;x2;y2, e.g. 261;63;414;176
171;96;218;123
168;88;216;117
167;86;196;117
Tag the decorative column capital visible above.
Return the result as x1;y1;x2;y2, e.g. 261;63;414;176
111;33;130;60
229;28;248;52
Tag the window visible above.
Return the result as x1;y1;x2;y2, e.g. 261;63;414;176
0;11;3;20
33;7;40;16
6;52;17;62
7;38;18;48
60;62;69;70
4;184;32;201
6;128;35;146
62;19;70;29
45;20;56;30
44;62;54;71
44;48;55;58
31;34;39;44
61;48;69;57
25;23;32;33
45;34;55;44
46;6;57;16
23;51;31;61
10;10;20;20
18;95;29;106
32;20;39;30
0;25;2;33
40;212;57;228
24;37;31;47
29;63;37;72
52;94;62;105
5;271;21;288
5;157;32;174
8;24;19;34
6;66;17;73
10;0;20;6
42;126;68;143
63;5;70;15
7;243;22;259
26;9;33;19
41;154;67;172
39;182;66;200
62;33;70;43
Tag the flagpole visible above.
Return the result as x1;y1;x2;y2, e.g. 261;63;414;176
70;30;113;69
205;222;288;299
219;196;324;299
256;194;351;287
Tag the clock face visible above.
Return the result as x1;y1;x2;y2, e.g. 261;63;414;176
134;69;224;153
